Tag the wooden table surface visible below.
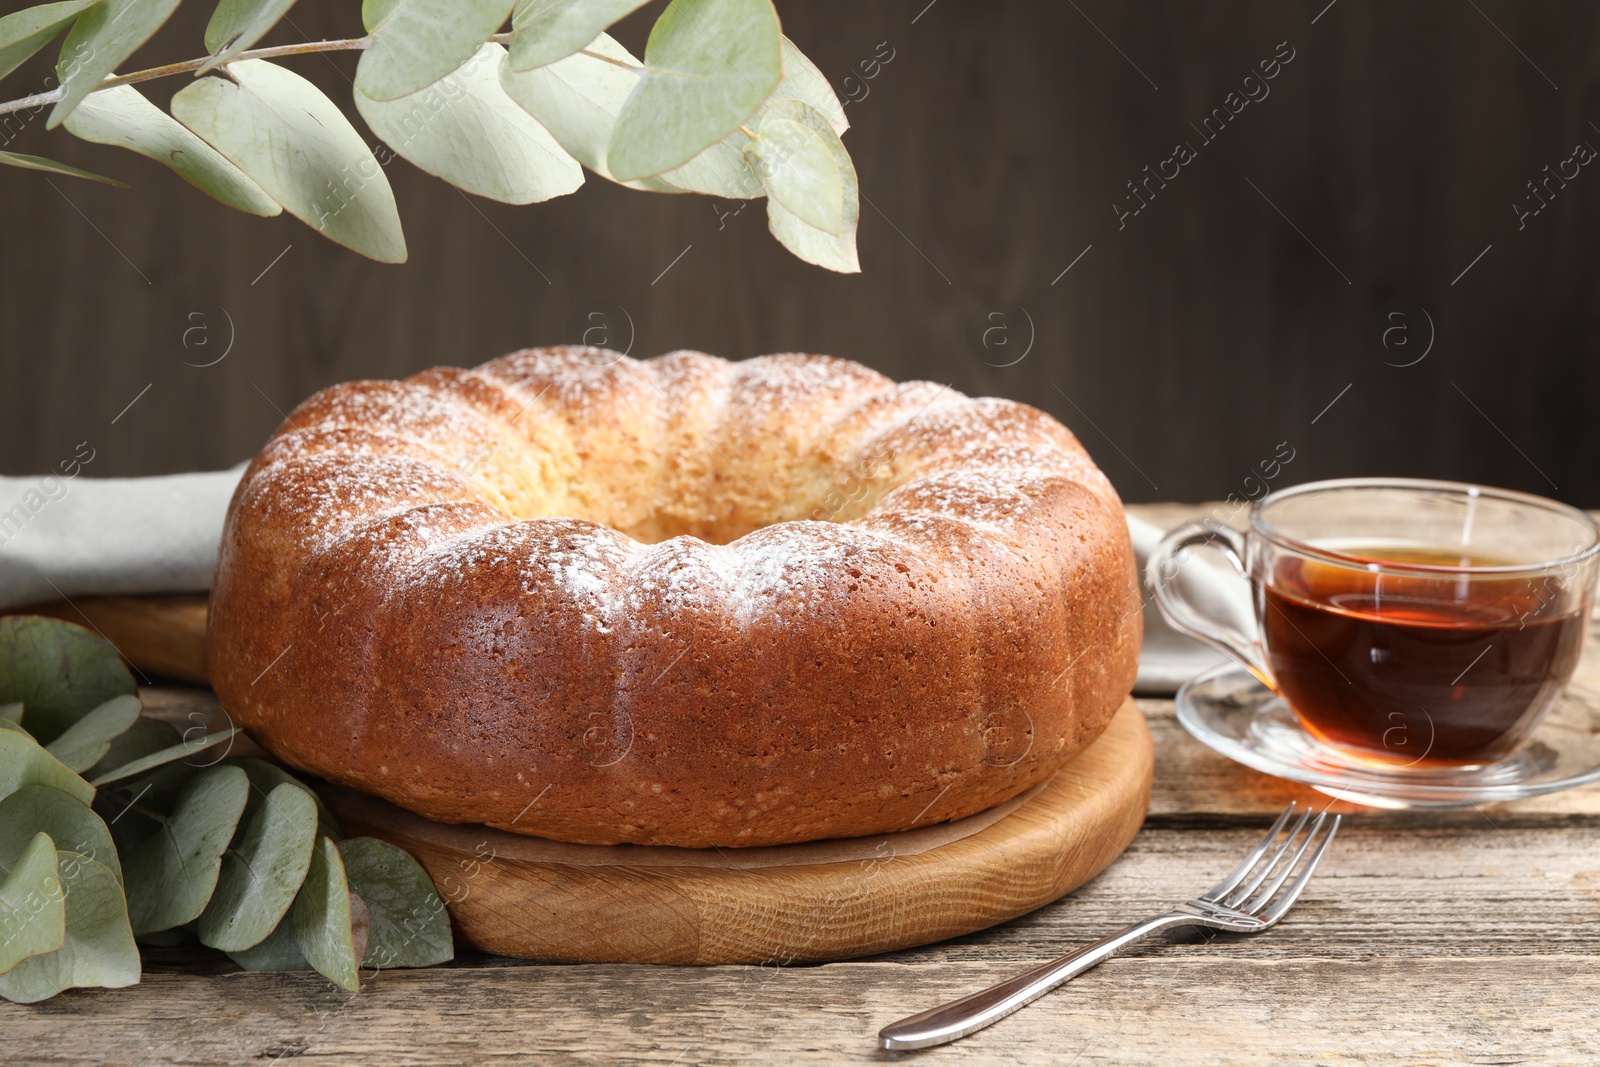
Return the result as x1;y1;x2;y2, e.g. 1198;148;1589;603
10;503;1600;1066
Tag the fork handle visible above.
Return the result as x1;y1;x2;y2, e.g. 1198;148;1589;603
878;912;1194;1050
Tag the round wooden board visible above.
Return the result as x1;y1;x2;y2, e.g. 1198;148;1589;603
321;698;1151;965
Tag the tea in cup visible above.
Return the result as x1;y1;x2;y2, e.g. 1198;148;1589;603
1149;479;1600;767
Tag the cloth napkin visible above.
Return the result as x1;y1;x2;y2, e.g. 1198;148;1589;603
0;470;1253;695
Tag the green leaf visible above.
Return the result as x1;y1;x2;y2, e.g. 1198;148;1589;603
88;721;192;860
122;764;248;935
0;703;22;724
338;837;452;968
0;729;93;807
0;616;136;743
357;42;582;205
201;0;299;71
291;836;361;991
0;148;128;185
773;35;845;135
356;0;514;101
135;923;194;947
50;0;185;129
0;0;96;83
766;173;857;273
63;84;282;216
0;785;121;887
745;98;843;233
0;718;27;735
497;32;672;192
0;850;139;1003
652;37;844;199
225;909;308;970
89;725;240;786
0;833;65;976
85;717;178;781
606;0;781;181
42;694;142;773
198;782;317;951
229;757;342;841
507;0;648;71
171;59;408;262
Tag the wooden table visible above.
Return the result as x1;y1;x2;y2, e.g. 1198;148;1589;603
10;504;1600;1065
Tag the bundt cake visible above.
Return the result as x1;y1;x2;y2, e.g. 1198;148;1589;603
208;348;1141;847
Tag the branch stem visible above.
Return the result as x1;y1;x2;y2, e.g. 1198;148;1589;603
0;36;372;119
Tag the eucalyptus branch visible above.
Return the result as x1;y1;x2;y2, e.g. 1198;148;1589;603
0;0;858;271
0;36;372;118
577;47;643;70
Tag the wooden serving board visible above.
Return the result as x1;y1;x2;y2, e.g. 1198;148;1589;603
324;699;1152;965
19;593;1153;965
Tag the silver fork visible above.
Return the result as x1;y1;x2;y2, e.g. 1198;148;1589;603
878;802;1340;1051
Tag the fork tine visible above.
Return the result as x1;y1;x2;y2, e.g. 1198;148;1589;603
1222;806;1312;908
1243;810;1327;912
1201;803;1298;901
1260;813;1341;922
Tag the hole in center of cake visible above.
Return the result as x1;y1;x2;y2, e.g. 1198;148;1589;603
504;446;901;547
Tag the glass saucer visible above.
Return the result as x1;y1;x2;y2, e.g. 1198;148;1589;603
1175;663;1600;808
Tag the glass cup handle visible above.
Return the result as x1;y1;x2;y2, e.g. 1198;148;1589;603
1146;521;1274;689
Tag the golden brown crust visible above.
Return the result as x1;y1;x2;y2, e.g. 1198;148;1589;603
208;348;1141;846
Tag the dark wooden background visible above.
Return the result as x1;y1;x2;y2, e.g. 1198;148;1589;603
1;0;1596;505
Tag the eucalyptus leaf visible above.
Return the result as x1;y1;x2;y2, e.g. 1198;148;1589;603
171;59;407;262
201;0;299;71
135;923;194;947
122;764;248;935
0;0;96;83
746;99;843;234
0;785;121;887
655;135;757;199
0;832;65;976
0;851;139;1003
0;149;127;185
507;0;648;72
85;717;179;782
0;718;27;735
653;37;845;199
774;36;845;135
49;0;185;129
767;181;858;273
89;725;240;787
224;909;308;971
95;789;162;859
0;729;93;807
357;0;514;101
63;84;282;215
229;757;342;841
291;836;360;991
0;703;21;724
198;782;317;951
357;42;583;205
606;0;781;181
43;694;142;773
0;616;136;744
338;837;452;968
498;32;633;179
497;32;675;193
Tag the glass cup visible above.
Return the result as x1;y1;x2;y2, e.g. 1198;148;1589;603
1149;478;1600;769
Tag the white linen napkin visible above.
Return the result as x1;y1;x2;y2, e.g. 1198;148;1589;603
0;470;1252;695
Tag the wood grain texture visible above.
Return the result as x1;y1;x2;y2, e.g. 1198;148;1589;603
321;700;1152;965
3;3;1599;509
7;822;1599;1065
